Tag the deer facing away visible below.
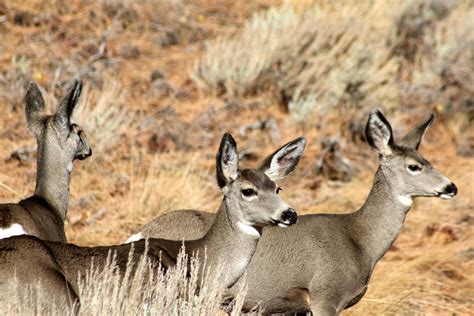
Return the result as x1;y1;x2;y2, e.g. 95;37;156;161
128;110;457;315
0;133;305;309
0;80;91;242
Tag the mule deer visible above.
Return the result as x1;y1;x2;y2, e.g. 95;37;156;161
0;133;305;308
128;110;457;314
0;80;91;242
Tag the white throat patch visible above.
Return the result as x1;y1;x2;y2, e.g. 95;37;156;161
67;162;74;173
236;221;260;238
397;195;413;207
0;224;27;239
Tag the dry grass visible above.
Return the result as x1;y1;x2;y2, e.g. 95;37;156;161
192;0;474;121
73;80;132;154
0;0;472;314
127;152;219;225
4;246;247;315
192;1;402;108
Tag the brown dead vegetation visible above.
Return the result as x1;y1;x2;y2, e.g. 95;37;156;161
0;0;472;314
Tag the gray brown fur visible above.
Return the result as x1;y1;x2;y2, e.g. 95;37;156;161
0;133;306;308
133;110;457;315
0;80;91;242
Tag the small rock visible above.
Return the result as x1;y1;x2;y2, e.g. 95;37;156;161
457;248;474;261
437;226;458;244
150;70;164;82
5;146;36;164
0;2;7;16
457;215;473;225
175;89;193;101
425;223;458;244
69;195;92;208
424;223;440;237
150;79;174;98
13;10;34;26
239;117;281;145
238;149;259;162
158;29;179;47
81;42;99;55
316;138;354;182
389;244;400;252
440;269;464;281
308;179;322;191
147;133;160;153
121;44;140;59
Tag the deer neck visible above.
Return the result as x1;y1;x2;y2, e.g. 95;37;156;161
351;166;412;269
186;198;260;288
34;141;71;221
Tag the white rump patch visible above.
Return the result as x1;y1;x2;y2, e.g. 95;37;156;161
0;224;27;239
125;232;143;243
236;221;260;238
397;195;413;207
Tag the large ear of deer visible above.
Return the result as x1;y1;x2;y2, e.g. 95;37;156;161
399;113;435;150
25;81;46;135
365;109;394;157
259;137;306;181
216;132;239;188
54;79;82;128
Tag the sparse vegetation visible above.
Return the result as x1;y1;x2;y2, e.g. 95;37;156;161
5;247;247;315
0;0;472;314
127;153;218;222
192;0;473;122
73;80;132;154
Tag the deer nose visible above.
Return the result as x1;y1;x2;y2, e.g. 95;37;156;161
77;148;92;160
444;183;457;196
281;208;297;225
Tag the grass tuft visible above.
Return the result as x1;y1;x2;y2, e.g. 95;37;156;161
4;245;246;315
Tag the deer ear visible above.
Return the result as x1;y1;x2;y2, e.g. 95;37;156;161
25;81;46;135
55;79;82;127
365;109;394;157
259;137;306;181
216;133;239;188
399;113;435;150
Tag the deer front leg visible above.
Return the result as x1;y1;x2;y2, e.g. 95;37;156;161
309;300;338;316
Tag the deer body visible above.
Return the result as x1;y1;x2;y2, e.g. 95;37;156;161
0;133;305;309
0;197;65;241
0;80;91;242
131;110;457;315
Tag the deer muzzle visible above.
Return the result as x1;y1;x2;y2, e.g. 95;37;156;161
278;208;297;227
438;182;457;199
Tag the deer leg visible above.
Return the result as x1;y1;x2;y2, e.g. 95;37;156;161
309;300;338;316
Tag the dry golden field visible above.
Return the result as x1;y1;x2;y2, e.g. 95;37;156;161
0;0;473;314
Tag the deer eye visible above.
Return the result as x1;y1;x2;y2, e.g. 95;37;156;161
408;164;421;172
276;187;282;194
241;188;257;197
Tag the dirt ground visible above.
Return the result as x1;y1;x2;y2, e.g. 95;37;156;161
0;0;472;314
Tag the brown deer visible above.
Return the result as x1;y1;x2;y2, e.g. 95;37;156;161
127;110;457;314
0;80;91;242
0;133;306;309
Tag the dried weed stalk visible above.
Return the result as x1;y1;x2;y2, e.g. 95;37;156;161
4;245;246;315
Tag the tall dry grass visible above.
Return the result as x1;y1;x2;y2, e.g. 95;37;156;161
192;0;473;120
4;245;247;315
0;0;471;315
73;80;132;154
127;152;219;224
